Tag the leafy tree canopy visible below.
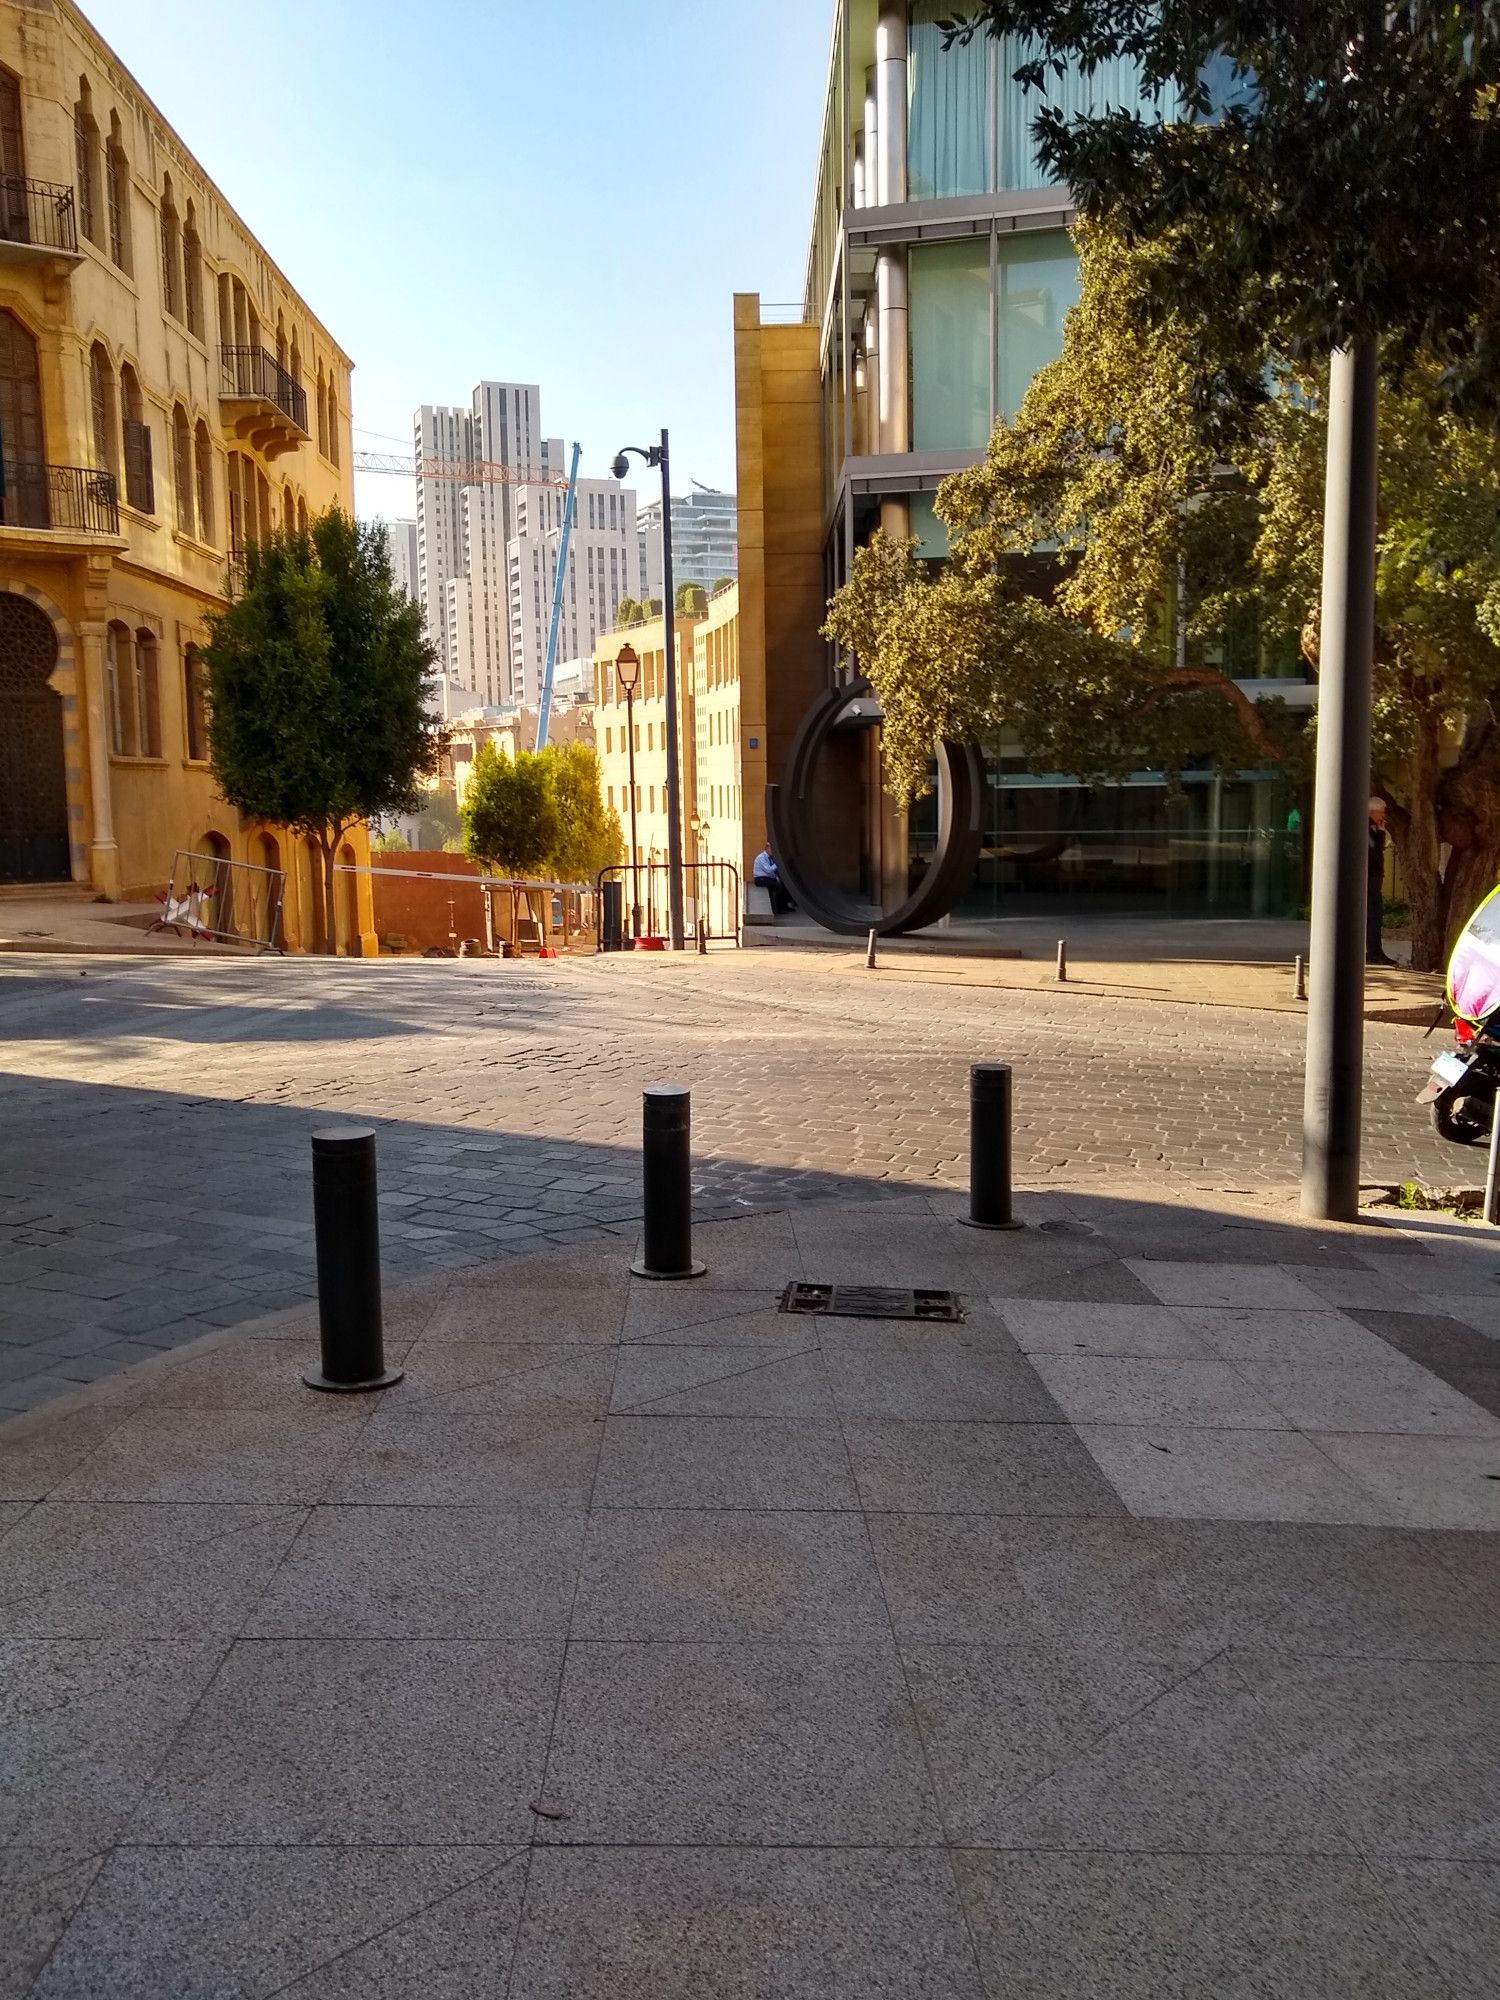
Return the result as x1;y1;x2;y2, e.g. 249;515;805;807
462;744;559;878
204;510;439;948
549;742;624;883
945;2;1500;411
712;576;736;596
675;581;709;616
827;218;1500;964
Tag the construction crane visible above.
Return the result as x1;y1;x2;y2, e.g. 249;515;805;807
353;450;570;490
536;443;582;753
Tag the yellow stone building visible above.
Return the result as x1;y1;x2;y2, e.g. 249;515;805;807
593;607;703;881
0;0;374;951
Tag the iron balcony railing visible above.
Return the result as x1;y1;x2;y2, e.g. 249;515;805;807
0;176;79;254
219;345;308;431
0;460;120;534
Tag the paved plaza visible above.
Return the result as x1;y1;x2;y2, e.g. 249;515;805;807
2;1184;1499;1994
3;946;1499;1993
0;947;1466;1417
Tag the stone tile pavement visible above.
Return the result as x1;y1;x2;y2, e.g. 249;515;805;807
2;1186;1498;1994
0;951;1469;1416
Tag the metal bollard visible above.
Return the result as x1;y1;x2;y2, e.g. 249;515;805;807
303;1126;404;1392
1056;939;1068;983
697;915;708;956
961;1063;1024;1231
632;1086;706;1280
1295;954;1307;1001
866;928;879;970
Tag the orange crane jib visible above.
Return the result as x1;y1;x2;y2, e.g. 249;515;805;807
352;451;570;489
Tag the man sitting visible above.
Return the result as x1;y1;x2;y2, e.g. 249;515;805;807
753;841;794;917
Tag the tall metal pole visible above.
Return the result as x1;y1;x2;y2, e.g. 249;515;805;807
625;684;641;939
658;428;686;950
1301;339;1380;1221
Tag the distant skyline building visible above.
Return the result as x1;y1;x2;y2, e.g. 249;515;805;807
639;484;738;600
411;379;635;710
382;521;418;605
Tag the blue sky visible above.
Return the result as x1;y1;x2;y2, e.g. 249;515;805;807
81;0;832;520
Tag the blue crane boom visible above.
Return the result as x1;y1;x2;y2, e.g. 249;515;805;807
535;442;582;753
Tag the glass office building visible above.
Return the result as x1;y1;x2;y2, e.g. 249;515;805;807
798;1;1305;919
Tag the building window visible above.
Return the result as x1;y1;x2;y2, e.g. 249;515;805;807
995;228;1080;419
315;365;327;456
89;342;117;475
296;494;308;533
73;80;101;246
326;380;340;466
105;113;130;271
171;404;194;536
160;174;182;320
194;419;214;542
119;364;153;511
106;620;131;754
184;643;208;760
133;629;160;755
910;236;992;451
182;202;204;338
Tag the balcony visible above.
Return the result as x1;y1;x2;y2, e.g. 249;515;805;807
0;461;121;539
219;345;309;460
0;176;82;264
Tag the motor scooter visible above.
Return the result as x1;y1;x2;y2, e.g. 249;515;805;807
1419;884;1500;1145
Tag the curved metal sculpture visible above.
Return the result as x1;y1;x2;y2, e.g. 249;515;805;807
765;678;987;937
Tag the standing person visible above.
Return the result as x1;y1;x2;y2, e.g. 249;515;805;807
1367;797;1396;966
753;840;793;918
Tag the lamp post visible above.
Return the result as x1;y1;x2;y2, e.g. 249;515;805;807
613;431;685;949
615;641;642;940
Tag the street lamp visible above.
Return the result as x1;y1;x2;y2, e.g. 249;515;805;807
615;641;642;940
612;431;685;950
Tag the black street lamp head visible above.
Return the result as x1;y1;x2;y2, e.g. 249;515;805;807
610;452;631;482
614;642;640;693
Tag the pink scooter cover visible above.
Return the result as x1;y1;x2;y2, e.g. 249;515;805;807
1447;884;1500;1027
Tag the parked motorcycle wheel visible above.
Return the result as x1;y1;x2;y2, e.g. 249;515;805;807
1431;1094;1493;1146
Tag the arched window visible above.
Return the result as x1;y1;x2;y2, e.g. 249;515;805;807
159;173;181;320
182;201;203;338
315;364;327;456
325;376;339;466
275;312;286;372
171;403;193;536
226;449;244;555
288;330;301;389
105;619;134;755
89;342;117;476
133;629;160;756
73;79;100;247
283;483;295;533
0;310;44;527
296;494;308;534
119;363;153;511
105;113;130;270
183;643;208;761
256;465;271;543
194;420;214;544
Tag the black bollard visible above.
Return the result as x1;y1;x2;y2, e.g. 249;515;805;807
632;1085;706;1280
303;1126;404;1392
962;1063;1024;1232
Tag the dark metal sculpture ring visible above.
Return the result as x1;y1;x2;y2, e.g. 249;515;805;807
765;678;987;936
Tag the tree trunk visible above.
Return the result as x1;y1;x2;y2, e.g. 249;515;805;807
318;828;339;957
1441;836;1500;964
1386;720;1445;971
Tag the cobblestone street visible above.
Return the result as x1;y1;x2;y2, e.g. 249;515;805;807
0;949;1462;1414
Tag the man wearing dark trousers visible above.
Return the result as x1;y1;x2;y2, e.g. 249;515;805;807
753;841;794;918
1367;797;1396;966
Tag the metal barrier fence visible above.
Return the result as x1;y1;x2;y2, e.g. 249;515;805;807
151;849;286;952
596;861;742;949
334;862;596;958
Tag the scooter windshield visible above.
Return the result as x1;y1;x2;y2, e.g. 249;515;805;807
1447;883;1500;1026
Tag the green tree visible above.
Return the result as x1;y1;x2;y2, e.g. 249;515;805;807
824;219;1500;966
947;3;1500;411
372;827;410;853
461;743;559;877
414;785;461;850
545;741;623;883
615;597;643;627
712;576;735;596
203;511;437;952
675;581;708;617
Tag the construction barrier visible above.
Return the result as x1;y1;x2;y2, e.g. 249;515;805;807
151;849;285;952
595;861;742;949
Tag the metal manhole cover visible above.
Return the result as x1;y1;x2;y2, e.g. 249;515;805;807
780;1283;964;1323
1039;1219;1097;1236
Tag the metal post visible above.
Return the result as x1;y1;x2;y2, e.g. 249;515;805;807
625;686;641;939
1295;954;1307;1002
1302;339;1380;1221
866;927;878;969
632;1085;706;1279
303;1127;403;1392
659;430;686;951
962;1063;1023;1231
1056;939;1068;983
1486;1098;1500;1228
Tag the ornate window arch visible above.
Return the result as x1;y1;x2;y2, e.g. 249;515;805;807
171;402;193;536
119;362;153;512
159;172;182;320
183;642;208;761
194;419;214;544
182;200;204;338
133;628;160;756
89;342;117;477
315;363;328;456
105;618;133;755
105;111;130;270
73;78;101;247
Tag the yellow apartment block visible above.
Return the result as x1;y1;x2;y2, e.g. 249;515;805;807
593;610;703;891
0;0;374;951
691;582;746;882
